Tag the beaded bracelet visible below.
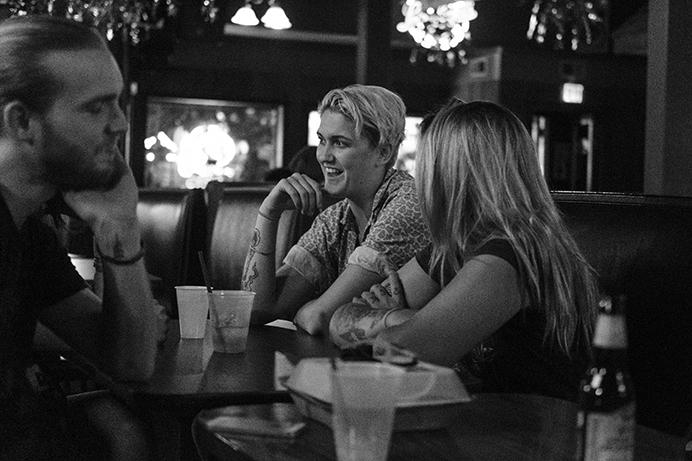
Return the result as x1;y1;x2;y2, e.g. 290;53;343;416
98;242;145;266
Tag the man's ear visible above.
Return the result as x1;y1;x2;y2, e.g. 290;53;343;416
2;101;38;143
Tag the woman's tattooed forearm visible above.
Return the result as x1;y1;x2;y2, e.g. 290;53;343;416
241;228;270;290
332;303;389;345
249;228;272;256
241;260;258;291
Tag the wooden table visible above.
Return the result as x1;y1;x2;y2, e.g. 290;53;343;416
76;320;332;460
128;320;329;410
192;394;687;461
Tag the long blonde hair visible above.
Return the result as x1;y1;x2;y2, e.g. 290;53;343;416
416;100;598;356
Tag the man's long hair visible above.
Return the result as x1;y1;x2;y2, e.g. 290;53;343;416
0;15;107;118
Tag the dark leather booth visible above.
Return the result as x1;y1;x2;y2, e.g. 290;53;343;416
205;182;302;290
137;188;206;317
552;192;692;435
48;185;691;436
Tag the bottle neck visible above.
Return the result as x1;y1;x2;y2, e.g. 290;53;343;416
592;313;628;349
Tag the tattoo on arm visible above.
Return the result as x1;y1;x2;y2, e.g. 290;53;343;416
241;261;258;291
249;228;271;256
334;303;389;346
250;228;260;249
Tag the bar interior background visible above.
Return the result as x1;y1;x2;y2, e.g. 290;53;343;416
1;0;689;196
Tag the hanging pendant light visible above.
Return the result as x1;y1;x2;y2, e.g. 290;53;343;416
261;0;292;30
231;0;260;26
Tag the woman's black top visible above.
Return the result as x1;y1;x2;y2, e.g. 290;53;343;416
416;241;588;401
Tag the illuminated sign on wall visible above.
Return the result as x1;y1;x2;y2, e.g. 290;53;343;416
561;82;584;104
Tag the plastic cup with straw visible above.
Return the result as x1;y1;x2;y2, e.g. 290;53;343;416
198;251;255;353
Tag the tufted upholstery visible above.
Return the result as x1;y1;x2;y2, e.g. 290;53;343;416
552;191;692;436
137;188;206;317
205;182;302;290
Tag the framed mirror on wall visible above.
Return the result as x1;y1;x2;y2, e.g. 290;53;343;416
141;97;284;189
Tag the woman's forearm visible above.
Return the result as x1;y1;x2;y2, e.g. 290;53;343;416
242;211;281;322
328;301;415;348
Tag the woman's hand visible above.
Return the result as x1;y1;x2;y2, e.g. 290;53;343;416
260;173;323;220
358;269;408;310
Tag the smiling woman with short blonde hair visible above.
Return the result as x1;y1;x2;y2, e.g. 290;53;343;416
241;84;430;334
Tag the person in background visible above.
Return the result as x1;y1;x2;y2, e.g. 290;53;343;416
263;167;294;182
0;16;160;460
241;84;430;334
330;100;599;400
287;145;322;182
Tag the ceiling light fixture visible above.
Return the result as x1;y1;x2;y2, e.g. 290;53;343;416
5;0;220;44
260;0;292;30
526;0;610;51
230;0;292;30
230;0;260;26
397;0;478;67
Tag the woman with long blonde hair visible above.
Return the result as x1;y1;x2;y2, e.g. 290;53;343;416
330;100;599;399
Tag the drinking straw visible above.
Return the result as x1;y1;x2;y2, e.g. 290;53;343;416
197;251;213;294
197;251;217;318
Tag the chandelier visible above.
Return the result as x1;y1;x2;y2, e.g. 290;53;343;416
526;0;609;51
6;0;220;44
396;0;478;67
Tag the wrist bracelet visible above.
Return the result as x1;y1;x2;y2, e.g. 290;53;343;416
257;209;279;222
382;308;404;328
98;242;145;266
250;247;272;256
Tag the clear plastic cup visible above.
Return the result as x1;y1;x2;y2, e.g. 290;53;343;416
331;361;405;461
208;290;255;353
175;286;209;339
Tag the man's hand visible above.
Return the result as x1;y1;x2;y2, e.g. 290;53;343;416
63;159;140;257
62;155;138;229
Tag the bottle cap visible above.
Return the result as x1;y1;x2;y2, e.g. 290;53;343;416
599;294;627;315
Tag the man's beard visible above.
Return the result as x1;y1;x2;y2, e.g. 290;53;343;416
40;125;127;192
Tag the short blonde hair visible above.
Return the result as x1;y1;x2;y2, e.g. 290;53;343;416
318;84;406;167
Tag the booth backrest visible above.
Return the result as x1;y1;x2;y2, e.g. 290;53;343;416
206;184;301;290
137;188;206;317
552;191;692;435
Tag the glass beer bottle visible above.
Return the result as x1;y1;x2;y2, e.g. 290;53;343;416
575;294;636;461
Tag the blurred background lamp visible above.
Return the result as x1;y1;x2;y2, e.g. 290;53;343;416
261;0;292;30
561;82;584;104
231;1;260;26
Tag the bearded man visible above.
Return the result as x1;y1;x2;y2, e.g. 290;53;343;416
0;15;159;460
